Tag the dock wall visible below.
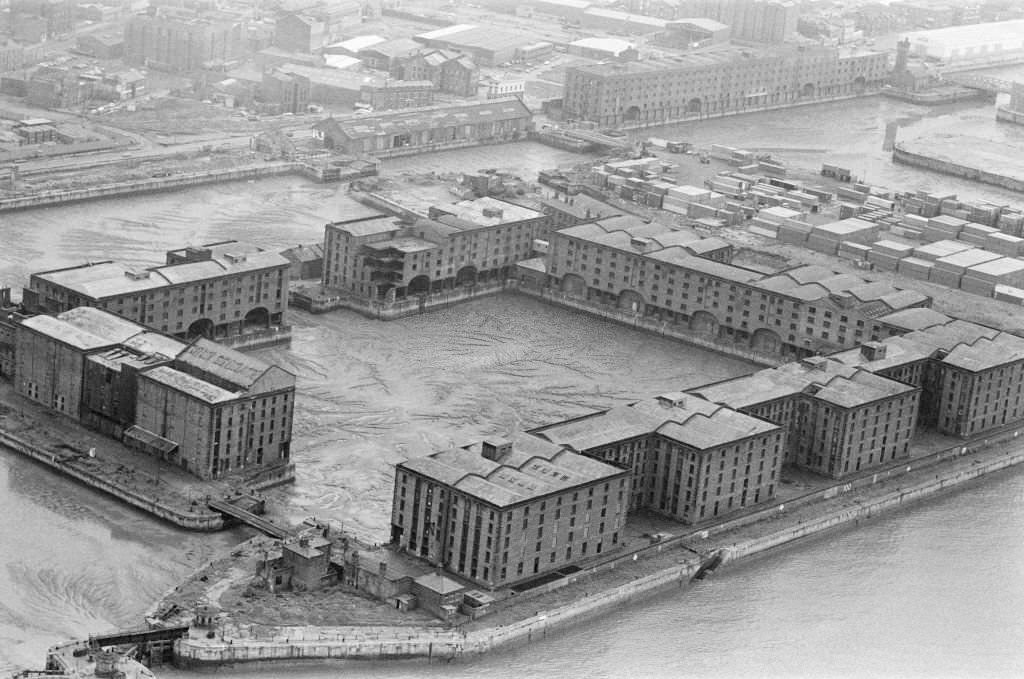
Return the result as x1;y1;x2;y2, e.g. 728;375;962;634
721;444;1024;563
0;429;224;531
996;107;1024;126
172;432;1024;668
174;558;701;667
514;286;783;367
892;145;1024;193
0;163;300;212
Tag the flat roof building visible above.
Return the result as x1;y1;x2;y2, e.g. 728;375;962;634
322;197;550;300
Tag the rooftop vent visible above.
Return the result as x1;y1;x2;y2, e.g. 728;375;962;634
223;252;248;263
860;341;887;361
656;392;687;408
124;269;151;281
482;206;504;220
481;438;513;462
800;356;829;370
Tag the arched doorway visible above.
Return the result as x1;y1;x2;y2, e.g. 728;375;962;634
244;307;270;329
187;318;214;339
560;273;586;296
408;275;430;295
686;97;702;114
801;83;816;98
852;76;867;94
689;310;718;336
455;266;478;286
751;328;783;354
617;289;644;312
623;105;641;122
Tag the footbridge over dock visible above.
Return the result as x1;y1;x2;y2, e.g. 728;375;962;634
89;625;190;648
207;498;291;539
942;72;1016;94
562;128;634;150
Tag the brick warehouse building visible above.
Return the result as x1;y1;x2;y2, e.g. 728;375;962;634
14;307;295;479
533;392;785;522
691;357;920;478
391;434;629;590
830;309;1024;439
313;99;531;158
322;197;549;300
124;7;246;72
563;44;888;127
22;241;289;344
543;217;929;358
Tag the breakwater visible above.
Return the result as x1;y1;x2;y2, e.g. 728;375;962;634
0;159;368;212
169;431;1024;668
892;144;1024;193
0;428;224;531
0;163;299;212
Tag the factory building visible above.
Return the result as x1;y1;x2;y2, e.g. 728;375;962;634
533;392;784;522
391;434;629;589
13;307;295;479
413;24;536;67
321;197;549;300
901;19;1024;66
664;0;798;43
395;49;479;98
22;241;290;345
124;7;246;72
563;44;888;127
545;217;930;358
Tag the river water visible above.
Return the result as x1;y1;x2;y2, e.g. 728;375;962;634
3;94;1024;675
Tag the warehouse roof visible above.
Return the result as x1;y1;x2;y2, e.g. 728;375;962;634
435;197;542;228
359;37;422;59
416;24;476;40
694;358;914;411
876;307;951;332
400;433;624;507
314;99;531;142
20;314;115;351
177;338;288;391
669;17;729;32
583;7;667;28
569;37;635;55
967;257;1024;277
535;394;776;453
330;34;385;53
33;248;287;300
142;366;237;404
942;332;1024;372
328;215;399;237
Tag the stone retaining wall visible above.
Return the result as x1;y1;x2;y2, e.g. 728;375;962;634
0;429;223;531
892;145;1024;193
